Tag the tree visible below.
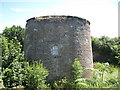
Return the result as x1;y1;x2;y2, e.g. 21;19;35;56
92;36;120;65
2;36;24;68
2;25;25;46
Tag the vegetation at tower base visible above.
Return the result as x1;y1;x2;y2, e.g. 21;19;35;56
2;61;49;89
22;61;49;89
52;59;119;88
0;25;120;89
1;26;49;89
72;58;83;80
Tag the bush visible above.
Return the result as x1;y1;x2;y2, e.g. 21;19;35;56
2;36;24;68
51;58;84;89
24;61;49;89
52;77;68;89
2;61;27;88
2;25;25;46
72;58;83;80
2;61;49;89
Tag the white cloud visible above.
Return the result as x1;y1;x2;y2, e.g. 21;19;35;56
10;8;29;12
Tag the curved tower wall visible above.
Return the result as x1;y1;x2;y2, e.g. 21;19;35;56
24;16;93;82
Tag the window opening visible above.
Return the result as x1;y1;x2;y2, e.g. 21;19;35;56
51;46;58;56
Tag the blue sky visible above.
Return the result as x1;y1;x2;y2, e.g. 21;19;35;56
0;0;119;37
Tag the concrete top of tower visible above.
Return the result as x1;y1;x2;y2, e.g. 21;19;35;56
26;15;90;25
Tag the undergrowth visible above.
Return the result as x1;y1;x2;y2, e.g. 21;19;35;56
52;60;120;89
1;59;119;89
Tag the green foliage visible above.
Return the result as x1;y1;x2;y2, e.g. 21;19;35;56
71;59;95;88
92;36;120;65
93;62;110;72
52;58;84;89
2;25;25;45
24;61;49;89
74;78;97;88
71;62;119;88
1;25;120;89
52;59;119;88
1;26;49;89
91;62;110;87
2;36;24;68
2;61;27;87
72;58;83;80
1;27;25;88
53;77;68;89
92;62;119;88
2;61;49;89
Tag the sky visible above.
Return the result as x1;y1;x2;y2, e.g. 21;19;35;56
0;0;119;37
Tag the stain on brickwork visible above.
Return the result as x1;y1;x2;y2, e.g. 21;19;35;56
24;15;93;82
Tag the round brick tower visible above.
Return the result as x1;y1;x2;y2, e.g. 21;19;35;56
24;15;93;82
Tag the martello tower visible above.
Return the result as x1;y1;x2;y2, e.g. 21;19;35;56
24;15;93;82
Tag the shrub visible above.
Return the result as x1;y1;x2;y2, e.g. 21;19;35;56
72;58;83;80
24;61;49;89
52;77;68;89
2;36;24;68
2;61;49;89
2;61;28;88
52;58;84;89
